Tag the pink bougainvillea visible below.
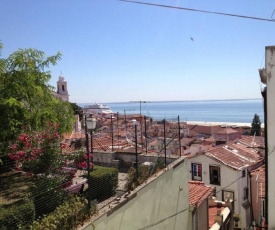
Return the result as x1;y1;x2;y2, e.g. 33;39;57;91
68;150;93;169
8;122;65;175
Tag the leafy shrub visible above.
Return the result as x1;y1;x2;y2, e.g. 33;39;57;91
0;199;35;230
85;166;118;201
126;162;164;191
30;176;70;218
125;165;151;191
0;155;15;174
29;196;94;230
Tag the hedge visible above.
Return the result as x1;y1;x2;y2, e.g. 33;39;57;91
29;196;94;230
0;199;35;230
86;166;118;201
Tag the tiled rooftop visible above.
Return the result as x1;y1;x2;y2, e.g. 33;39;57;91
214;127;239;134
208;206;225;227
189;181;214;208
205;141;264;170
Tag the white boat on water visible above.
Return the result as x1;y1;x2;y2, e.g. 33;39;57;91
83;103;114;118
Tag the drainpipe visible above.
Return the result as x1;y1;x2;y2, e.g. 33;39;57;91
249;172;255;226
261;88;268;225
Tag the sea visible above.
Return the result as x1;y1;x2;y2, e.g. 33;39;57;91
78;99;264;124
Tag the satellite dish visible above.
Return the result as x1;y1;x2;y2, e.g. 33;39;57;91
126;132;132;142
126;132;142;147
126;132;135;146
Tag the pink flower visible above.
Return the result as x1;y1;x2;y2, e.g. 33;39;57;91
12;144;17;151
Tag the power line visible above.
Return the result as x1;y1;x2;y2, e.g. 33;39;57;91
119;0;275;23
138;207;189;230
215;175;243;195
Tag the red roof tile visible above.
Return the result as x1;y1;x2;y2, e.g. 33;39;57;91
209;206;225;227
205;142;263;170
189;181;214;208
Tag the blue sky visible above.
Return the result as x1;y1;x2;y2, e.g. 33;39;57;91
0;0;274;103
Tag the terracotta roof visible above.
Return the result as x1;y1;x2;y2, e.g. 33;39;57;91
93;136;131;151
214;127;239;134
209;206;225;227
238;135;265;148
205;142;263;170
189;181;214;208
61;143;73;155
180;137;195;145
63;131;85;140
188;124;221;136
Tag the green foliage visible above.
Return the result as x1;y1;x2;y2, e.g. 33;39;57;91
0;44;74;154
0;199;35;230
251;113;262;136
126;165;151;191
70;102;83;121
29;176;70;218
126;162;164;191
85;166;118;201
29;196;94;230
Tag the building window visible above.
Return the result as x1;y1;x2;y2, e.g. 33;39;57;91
209;166;220;185
62;85;65;91
191;163;202;181
242;169;246;178
243;187;248;200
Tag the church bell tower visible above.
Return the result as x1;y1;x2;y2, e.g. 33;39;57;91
57;75;69;101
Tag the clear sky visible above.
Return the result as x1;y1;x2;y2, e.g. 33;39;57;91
0;0;274;103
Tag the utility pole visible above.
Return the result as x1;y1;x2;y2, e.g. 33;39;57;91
129;100;150;115
145;116;147;154
111;115;114;151
135;124;138;179
129;101;150;152
178;115;181;157
117;112;119;144
164;119;167;167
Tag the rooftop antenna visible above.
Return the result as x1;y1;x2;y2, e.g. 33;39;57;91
129;100;150;152
129;100;150;115
251;131;256;147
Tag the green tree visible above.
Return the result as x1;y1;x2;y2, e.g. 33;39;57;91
70;102;83;121
0;44;74;154
251;114;262;136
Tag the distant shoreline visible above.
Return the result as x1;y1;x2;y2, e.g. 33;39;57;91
187;121;251;127
79;98;262;105
187;121;265;128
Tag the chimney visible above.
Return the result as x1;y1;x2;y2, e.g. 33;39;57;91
215;202;223;225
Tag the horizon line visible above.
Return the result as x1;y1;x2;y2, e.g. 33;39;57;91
76;98;262;104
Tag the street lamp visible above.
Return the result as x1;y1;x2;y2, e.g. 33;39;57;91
85;113;97;210
86;114;97;170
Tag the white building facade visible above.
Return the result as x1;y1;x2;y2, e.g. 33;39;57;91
259;45;275;228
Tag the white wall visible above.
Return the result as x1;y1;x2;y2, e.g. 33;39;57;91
187;155;249;228
83;158;192;230
265;46;275;228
